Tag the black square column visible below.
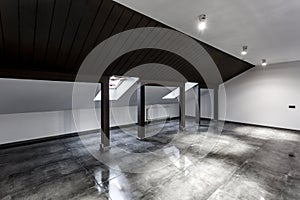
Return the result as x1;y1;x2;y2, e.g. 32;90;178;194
179;84;186;130
137;82;146;139
214;86;219;121
194;85;201;125
100;76;110;151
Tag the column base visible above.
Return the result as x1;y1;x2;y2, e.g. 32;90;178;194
138;126;146;140
99;144;111;152
179;126;186;131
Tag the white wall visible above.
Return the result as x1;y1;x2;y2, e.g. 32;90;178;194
110;104;179;126
0;109;96;145
185;88;214;119
4;59;300;145
0;78;180;144
0;78;99;114
219;61;300;130
0;104;179;145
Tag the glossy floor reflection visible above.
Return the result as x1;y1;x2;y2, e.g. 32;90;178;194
1;119;300;199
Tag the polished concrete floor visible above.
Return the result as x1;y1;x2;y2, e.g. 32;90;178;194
0;119;300;200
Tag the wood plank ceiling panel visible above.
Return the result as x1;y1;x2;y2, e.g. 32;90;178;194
201;42;252;81
0;0;19;63
124;21;158;73
65;0;103;69
55;0;87;68
74;0;114;69
113;17;151;75
0;10;4;57
19;0;37;64
44;0;72;68
104;13;144;75
0;0;254;84
93;5;125;48
33;0;56;66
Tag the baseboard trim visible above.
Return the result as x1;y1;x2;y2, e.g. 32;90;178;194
110;117;180;130
186;116;212;121
2;117;297;150
185;116;299;132
0;129;100;150
110;123;136;130
146;116;180;124
0;117;180;149
221;119;300;132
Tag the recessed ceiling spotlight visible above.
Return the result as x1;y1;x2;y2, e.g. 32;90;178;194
241;46;248;55
198;14;207;31
262;59;267;67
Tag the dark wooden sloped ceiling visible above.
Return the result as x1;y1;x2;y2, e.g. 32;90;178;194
0;0;253;84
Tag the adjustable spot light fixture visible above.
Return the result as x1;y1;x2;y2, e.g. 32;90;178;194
262;59;267;67
241;46;248;55
198;14;207;31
